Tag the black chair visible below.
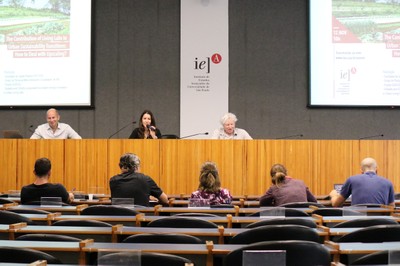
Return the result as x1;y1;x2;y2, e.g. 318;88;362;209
246;217;317;228
337;224;400;243
0;210;35;225
280;201;325;208
52;219;113;227
351;250;390;265
16;233;82;242
160;134;180;139
210;204;235;208
0;198;16;204
225;240;331;266
229;224;320;244
174;212;219;217
311;208;362;216
249;208;309;217
81;205;140;216
98;252;192;266
122;233;203;244
0;246;62;264
147;217;218;228
333;217;399;228
7;208;51;215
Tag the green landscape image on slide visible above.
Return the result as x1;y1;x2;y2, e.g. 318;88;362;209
333;0;400;43
0;0;70;42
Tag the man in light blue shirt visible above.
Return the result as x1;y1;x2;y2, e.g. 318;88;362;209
330;157;395;207
30;108;81;139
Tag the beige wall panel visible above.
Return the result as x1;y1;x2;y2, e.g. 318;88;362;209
17;140;64;189
245;140;269;196
160;140;212;195
65;140;108;194
0;140;18;192
311;140;356;196
387;140;400;192
208;140;246;196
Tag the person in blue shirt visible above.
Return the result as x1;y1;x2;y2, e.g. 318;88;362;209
330;157;395;207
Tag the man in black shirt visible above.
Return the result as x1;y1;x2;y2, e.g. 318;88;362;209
20;158;73;204
109;153;168;207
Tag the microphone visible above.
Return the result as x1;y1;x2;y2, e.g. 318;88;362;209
146;125;156;131
275;134;304;140
108;121;136;139
359;134;384;140
28;125;34;133
180;132;209;139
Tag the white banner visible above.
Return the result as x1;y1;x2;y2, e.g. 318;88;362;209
180;0;229;139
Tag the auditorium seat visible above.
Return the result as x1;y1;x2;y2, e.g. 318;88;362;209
81;205;140;216
0;246;62;264
147;216;218;228
246;217;317;228
229;225;320;244
0;210;35;225
225;240;330;266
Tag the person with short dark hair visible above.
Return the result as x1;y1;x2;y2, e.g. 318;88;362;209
109;153;168;206
20;158;74;204
259;163;317;206
190;161;232;205
30;108;81;139
330;157;395;207
129;110;162;139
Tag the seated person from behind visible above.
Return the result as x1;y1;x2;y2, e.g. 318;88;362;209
20;157;74;204
330;157;395;207
211;112;252;140
259;163;317;206
30;108;81;139
109;153;168;207
190;161;232;205
129;110;162;139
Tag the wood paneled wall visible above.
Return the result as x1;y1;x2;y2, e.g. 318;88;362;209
0;139;398;196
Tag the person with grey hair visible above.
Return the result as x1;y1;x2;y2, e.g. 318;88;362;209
211;112;252;139
329;157;395;207
30;108;81;139
109;153;168;206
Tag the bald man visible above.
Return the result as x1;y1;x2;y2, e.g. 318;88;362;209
30;108;81;139
330;157;395;207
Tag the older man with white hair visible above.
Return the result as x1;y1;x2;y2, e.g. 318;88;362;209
211;112;252;140
330;157;395;207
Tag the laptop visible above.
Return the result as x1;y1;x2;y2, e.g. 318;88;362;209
334;183;343;193
2;130;23;139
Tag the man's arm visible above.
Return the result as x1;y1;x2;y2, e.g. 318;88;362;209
158;192;169;205
329;189;345;207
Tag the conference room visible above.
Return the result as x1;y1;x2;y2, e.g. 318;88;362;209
2;0;400;265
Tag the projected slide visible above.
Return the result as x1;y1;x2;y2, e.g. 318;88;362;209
0;0;92;107
309;0;400;107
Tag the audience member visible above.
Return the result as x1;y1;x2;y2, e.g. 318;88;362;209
259;163;317;206
129;110;162;139
30;108;81;139
109;153;168;206
190;161;232;205
211;112;252;139
20;158;74;204
330;157;395;207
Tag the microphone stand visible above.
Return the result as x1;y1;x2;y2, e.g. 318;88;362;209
359;134;384;140
108;122;136;139
180;132;209;139
275;134;303;140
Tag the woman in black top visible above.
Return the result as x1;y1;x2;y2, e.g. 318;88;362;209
129;110;162;139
